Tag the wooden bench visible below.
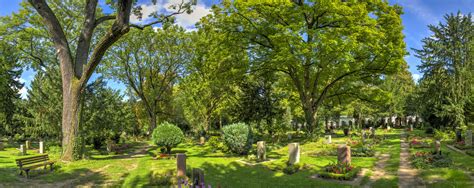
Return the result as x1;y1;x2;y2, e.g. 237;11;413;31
15;154;54;178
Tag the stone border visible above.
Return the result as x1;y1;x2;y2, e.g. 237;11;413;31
309;168;368;186
446;144;468;155
236;159;277;166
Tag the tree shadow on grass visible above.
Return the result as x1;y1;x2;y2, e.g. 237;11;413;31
0;166;108;187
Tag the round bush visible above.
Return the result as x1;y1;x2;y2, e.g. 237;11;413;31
152;122;184;154
222;123;252;155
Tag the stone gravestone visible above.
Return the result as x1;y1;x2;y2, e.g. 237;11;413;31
325;135;332;144
199;136;205;145
192;168;205;186
39;141;44;154
361;130;366;144
337;144;351;165
409;123;413;132
456;129;463;142
177;153;186;177
370;127;376;138
466;130;472;147
25;140;30;150
20;144;26;155
435;140;441;154
288;143;300;165
257;141;266;161
387;125;391;131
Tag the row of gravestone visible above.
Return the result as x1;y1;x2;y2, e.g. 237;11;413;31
16;141;46;155
174;142;353;185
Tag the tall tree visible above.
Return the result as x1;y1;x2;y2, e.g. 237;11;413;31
13;0;195;161
0;40;23;136
176;19;247;134
209;0;406;132
103;25;192;133
414;12;473;128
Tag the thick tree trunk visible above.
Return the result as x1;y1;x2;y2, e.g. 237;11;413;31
61;79;82;161
303;104;315;133
149;113;157;133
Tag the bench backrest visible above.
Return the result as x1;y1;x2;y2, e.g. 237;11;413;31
15;154;49;167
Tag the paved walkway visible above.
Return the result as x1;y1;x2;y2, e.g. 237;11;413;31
398;132;424;188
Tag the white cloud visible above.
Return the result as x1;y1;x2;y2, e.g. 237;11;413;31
165;3;211;29
412;73;421;83
130;0;211;30
395;0;439;24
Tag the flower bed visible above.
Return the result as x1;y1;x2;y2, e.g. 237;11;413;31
411;151;452;169
409;138;431;148
453;141;474;150
319;162;361;180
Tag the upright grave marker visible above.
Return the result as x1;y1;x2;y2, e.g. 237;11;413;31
466;130;472;147
257;141;266;161
177;153;186;177
325;135;332;144
337;144;351;164
39;141;44;154
288;143;300;165
25;140;30;150
20;144;26;155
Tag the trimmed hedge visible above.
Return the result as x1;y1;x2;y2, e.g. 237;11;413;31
222;123;252;155
152;122;184;154
318;167;361;180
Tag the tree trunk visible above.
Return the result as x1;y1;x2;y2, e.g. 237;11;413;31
303;104;315;133
149;113;157;134
60;79;82;161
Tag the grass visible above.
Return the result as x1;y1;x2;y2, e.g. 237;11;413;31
407;129;474;187
0;128;473;187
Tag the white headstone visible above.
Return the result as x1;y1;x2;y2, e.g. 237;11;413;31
39;141;44;154
20;144;26;155
288;143;300;165
325;135;332;144
410;124;413;131
25;141;30;150
466;130;472;147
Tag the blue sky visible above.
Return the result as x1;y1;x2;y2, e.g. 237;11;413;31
1;0;472;98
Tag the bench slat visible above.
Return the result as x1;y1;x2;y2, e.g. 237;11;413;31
18;158;50;166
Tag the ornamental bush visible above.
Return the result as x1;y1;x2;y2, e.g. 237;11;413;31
222;123;252;155
152;122;184;154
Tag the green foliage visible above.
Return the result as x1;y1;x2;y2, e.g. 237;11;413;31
414;12;473;128
282;163;301;175
206;136;228;152
0;40;23;136
222;123;252;155
434;129;455;141
151;122;184;153
209;0;406;132
411;151;453;169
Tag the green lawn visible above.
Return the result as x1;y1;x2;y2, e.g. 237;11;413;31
0;129;473;187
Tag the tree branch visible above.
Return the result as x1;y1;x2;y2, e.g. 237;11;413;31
28;0;74;79
74;0;99;78
80;0;133;89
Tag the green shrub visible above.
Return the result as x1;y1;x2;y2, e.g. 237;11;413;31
283;163;301;175
222;123;252;155
207;136;228;152
434;129;454;141
152;122;184;154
